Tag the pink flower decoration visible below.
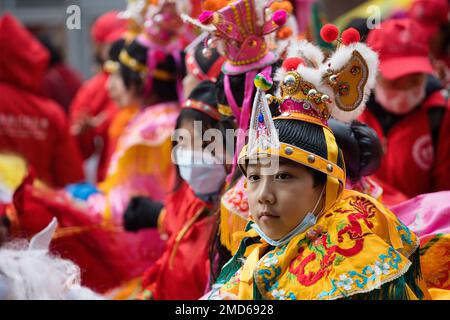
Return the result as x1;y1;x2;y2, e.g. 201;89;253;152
273;10;288;26
199;11;215;25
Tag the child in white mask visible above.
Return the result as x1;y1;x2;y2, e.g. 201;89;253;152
119;81;235;300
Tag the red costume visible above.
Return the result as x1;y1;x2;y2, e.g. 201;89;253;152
69;72;119;181
7;171;164;294
0;14;84;188
69;11;127;182
41;60;83;113
361;18;450;199
140;182;216;300
360;87;450;199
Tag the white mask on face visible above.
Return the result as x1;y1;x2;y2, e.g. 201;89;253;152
175;148;227;197
251;185;325;247
374;79;427;115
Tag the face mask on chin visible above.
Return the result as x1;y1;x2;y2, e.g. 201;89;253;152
175;148;227;199
251;185;326;247
374;79;427;115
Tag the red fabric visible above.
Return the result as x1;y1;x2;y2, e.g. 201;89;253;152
367;18;434;80
141;182;216;300
0;15;84;188
359;91;450;199
12;172;165;293
69;71;119;182
41;63;83;112
91;11;127;45
0;14;49;93
408;0;449;40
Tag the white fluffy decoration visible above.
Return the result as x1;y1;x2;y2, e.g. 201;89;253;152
270;16;299;57
255;0;269;27
288;40;325;68
146;0;192;19
275;39;379;123
181;13;216;33
119;0;147;24
0;243;103;300
0;219;104;300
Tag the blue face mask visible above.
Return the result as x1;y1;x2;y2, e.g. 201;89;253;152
252;186;325;247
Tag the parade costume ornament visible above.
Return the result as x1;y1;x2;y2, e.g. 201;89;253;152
0;218;103;300
207;29;429;300
240;28;379;213
183;1;298;256
183;41;226;97
119;0;193;102
183;0;296;178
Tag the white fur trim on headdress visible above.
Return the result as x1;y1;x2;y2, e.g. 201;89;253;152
255;0;272;27
181;14;216;32
287;40;325;68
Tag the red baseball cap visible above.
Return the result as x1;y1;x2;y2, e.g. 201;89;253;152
91;11;127;45
408;0;449;40
367;18;434;80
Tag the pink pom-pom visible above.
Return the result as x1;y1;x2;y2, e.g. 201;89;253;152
199;11;215;25
341;28;361;45
282;57;305;71
320;24;339;43
154;50;166;63
273;10;288;26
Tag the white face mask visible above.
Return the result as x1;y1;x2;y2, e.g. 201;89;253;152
251;185;325;247
374;80;426;115
175;148;227;197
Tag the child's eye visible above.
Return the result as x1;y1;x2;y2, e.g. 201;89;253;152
275;173;293;180
248;174;260;182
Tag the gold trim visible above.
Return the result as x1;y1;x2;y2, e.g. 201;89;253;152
218;104;234;117
238;143;345;184
152;69;176;81
103;60;119;74
119;50;148;74
183;99;221;120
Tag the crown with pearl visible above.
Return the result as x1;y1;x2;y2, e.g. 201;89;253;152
182;0;291;75
273;24;379;126
240;25;379;192
135;0;192;50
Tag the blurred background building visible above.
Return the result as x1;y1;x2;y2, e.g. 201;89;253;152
0;0;406;80
0;0;125;80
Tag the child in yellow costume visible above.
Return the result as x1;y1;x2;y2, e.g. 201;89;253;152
206;33;430;300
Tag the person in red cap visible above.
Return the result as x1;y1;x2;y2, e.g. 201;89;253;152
360;18;450;200
408;0;450;89
69;11;127;182
0;14;84;188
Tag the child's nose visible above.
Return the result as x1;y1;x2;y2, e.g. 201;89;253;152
257;177;276;205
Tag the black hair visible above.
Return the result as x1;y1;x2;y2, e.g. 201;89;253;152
118;39;186;102
108;38;126;62
345;18;371;43
193;43;222;76
274;118;345;187
328;118;382;181
172;81;236;191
